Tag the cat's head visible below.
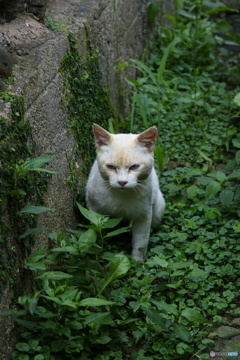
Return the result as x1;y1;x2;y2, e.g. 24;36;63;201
93;124;157;189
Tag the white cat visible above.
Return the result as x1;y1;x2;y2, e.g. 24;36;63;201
86;124;165;261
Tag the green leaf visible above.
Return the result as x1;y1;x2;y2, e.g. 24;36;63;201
129;59;158;86
232;139;240;148
143;308;167;330
26;248;47;263
233;92;240;106
157;37;181;82
104;226;129;238
34;355;45;360
173;323;191;342
181;308;211;324
77;202;103;227
147;2;161;25
16;342;30;352
155;144;165;173
9;189;26;195
152;299;178;316
84;312;115;325
37;271;73;280
17;355;30;360
151;256;168;268
51;339;66;352
236;150;240;165
187;267;208;280
216;171;227;182
19;206;55;215
220;189;234;207
98;254;131;295
20;227;48;239
233;223;240;232
205;181;221;198
51;246;78;255
101;217;123;229
21;156;54;169
187;185;199;198
78;228;97;253
78;298;115;307
227;169;240;180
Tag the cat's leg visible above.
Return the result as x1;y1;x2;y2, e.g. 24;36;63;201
131;215;152;261
152;189;165;228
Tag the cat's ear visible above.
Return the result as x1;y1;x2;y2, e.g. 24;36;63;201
137;126;157;151
93;124;111;148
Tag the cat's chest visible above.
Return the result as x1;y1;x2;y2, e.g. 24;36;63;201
99;187;152;219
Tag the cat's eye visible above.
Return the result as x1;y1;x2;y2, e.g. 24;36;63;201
106;164;116;171
129;164;140;171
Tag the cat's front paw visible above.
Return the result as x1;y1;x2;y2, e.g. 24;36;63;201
131;250;145;262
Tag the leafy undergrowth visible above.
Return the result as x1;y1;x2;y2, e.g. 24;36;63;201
9;1;240;360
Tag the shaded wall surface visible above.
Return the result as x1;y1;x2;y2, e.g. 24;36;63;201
0;1;175;359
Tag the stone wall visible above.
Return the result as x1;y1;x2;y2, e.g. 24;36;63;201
0;1;175;358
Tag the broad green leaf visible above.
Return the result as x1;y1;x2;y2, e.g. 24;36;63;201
33;355;44;360
20;227;48;239
196;176;213;185
78;298;115;307
143;308;167;330
236;150;240;165
67;320;83;329
9;189;26;195
51;339;66;352
93;334;112;344
84;312;115;325
216;171;227;182
17;354;30;360
15;319;39;330
16;342;30;352
232;139;240;148
151;256;168;268
227;169;240;180
205;181;221;198
173;323;191;342
19;206;55;215
98;254;131;295
51;246;78;255
152;299;178;316
78;228;97;253
101;217;123;229
187;267;208;280
220;189;234;207
187;185;199;198
26;248;47;263
181;308;211;324
116;61;128;72
147;2;161;25
104;226;129;238
77;202;103;226
22;156;53;168
37;271;73;280
26;262;46;271
233;223;240;232
233;92;240;107
28;292;40;315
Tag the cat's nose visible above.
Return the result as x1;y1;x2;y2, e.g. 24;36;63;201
118;181;128;187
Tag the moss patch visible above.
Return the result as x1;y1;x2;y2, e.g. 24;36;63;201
61;32;114;180
0;92;48;299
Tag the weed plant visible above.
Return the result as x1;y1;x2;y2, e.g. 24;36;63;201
9;1;240;360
